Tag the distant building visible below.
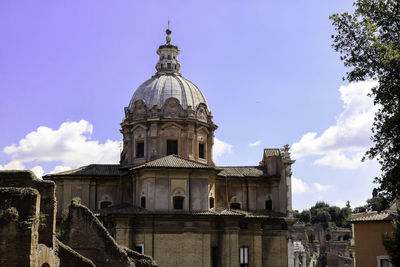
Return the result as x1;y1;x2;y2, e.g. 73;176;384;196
45;28;296;267
290;223;353;267
350;209;398;267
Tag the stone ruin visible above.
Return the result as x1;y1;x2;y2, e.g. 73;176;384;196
0;170;157;267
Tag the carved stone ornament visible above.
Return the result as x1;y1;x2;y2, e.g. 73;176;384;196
196;105;208;122
132;100;147;119
162;97;182;118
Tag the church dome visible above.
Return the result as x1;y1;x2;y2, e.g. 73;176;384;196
127;28;208;113
128;74;207;111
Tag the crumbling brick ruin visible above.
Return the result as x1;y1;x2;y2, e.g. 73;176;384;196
0;170;157;267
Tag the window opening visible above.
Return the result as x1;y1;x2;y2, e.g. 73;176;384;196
167;63;171;69
136;141;144;158
211;246;219;267
265;198;272;210
199;143;205;159
230;202;241;209
167;140;178;155
141;196;146;208
239;247;249;267
209;197;214;209
167;55;171;59
134;244;144;254
173;196;184;209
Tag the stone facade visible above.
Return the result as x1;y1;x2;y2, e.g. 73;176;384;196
44;28;296;267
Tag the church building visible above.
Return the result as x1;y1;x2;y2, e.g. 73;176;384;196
45;28;296;267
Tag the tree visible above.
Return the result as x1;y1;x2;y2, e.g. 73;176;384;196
299;210;312;224
382;209;400;267
330;0;400;203
367;196;389;211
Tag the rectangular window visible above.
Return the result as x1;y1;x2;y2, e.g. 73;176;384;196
211;246;219;267
173;196;184;209
199;143;205;159
239;247;249;267
136;141;144;158
140;196;146;208
134;244;144;254
167;140;178;155
377;256;392;267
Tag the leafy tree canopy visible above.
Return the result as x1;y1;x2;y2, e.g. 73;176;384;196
298;201;352;229
330;0;400;202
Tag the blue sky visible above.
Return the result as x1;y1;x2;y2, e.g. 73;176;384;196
0;1;380;210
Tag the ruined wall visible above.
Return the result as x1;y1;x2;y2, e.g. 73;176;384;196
0;187;40;267
0;170;56;247
61;199;157;267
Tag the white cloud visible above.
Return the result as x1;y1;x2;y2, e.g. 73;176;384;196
292;177;311;195
334;200;346;208
31;166;44;179
291;80;379;169
313;182;335;192
292;177;335;195
51;165;72;174
0;160;25;170
249;140;261;147
213;137;233;159
3;120;120;168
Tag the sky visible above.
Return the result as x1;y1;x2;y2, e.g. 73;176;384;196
0;1;381;211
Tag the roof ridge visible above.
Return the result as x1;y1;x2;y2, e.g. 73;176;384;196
218;166;261;168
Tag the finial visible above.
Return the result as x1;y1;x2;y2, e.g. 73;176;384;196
166;20;171;44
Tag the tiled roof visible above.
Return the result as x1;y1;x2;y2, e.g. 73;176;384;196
99;203;284;218
44;164;121;177
217;166;267;178
264;149;280;157
350;210;398;222
131;155;214;170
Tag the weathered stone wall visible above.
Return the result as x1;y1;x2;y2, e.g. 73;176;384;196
56;239;95;267
0;187;40;267
0;170;56;247
61;199;157;267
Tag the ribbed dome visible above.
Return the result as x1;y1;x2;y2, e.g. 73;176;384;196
128;74;208;111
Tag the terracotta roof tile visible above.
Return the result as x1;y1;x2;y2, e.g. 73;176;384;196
131;155;214;170
350;210;398;222
44;164;120;177
217;166;267;178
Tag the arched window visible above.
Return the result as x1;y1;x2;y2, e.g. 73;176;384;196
141;196;146;208
230;202;241;209
326;234;331;241
173;196;184;210
265;196;272;210
209;197;214;209
42;263;50;267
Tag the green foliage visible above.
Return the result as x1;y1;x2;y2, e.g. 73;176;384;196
330;0;400;203
299;210;311;224
382;209;400;267
299;202;352;229
38;212;47;230
56;208;70;241
292;210;300;219
367;196;389;211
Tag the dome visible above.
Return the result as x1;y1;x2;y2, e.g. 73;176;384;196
128;74;208;111
127;28;208;113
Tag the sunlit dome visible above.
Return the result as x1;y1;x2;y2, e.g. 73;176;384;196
127;28;208;112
